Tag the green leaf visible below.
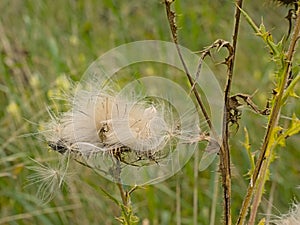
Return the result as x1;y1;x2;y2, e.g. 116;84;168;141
238;5;284;58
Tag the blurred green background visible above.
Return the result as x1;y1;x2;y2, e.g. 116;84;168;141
0;0;299;224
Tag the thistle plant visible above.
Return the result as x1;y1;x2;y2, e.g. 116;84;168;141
235;4;300;224
41;87;173;224
28;1;300;225
35;39;211;224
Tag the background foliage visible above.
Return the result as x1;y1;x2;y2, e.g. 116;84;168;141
0;1;299;224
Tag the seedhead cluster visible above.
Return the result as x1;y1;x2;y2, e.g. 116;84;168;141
43;86;193;170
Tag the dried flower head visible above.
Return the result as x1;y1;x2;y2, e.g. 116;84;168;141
43;87;186;168
38;40;225;185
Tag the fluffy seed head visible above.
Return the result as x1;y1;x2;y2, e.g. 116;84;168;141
43;88;180;166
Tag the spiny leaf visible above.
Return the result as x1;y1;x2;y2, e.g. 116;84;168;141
117;204;139;225
270;126;284;147
266;37;284;60
237;5;260;34
238;5;284;58
282;74;300;103
286;114;300;137
274;114;300;147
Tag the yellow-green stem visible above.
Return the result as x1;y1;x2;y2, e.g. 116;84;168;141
236;4;300;224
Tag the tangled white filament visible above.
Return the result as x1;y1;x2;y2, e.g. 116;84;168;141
44;88;178;166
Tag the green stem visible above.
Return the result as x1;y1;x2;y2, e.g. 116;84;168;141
248;147;272;225
236;4;300;225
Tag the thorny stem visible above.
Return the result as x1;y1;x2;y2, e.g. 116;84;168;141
220;1;243;224
164;1;243;224
115;160;129;207
248;152;271;225
236;4;300;225
114;160;133;225
164;0;214;133
117;183;128;207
